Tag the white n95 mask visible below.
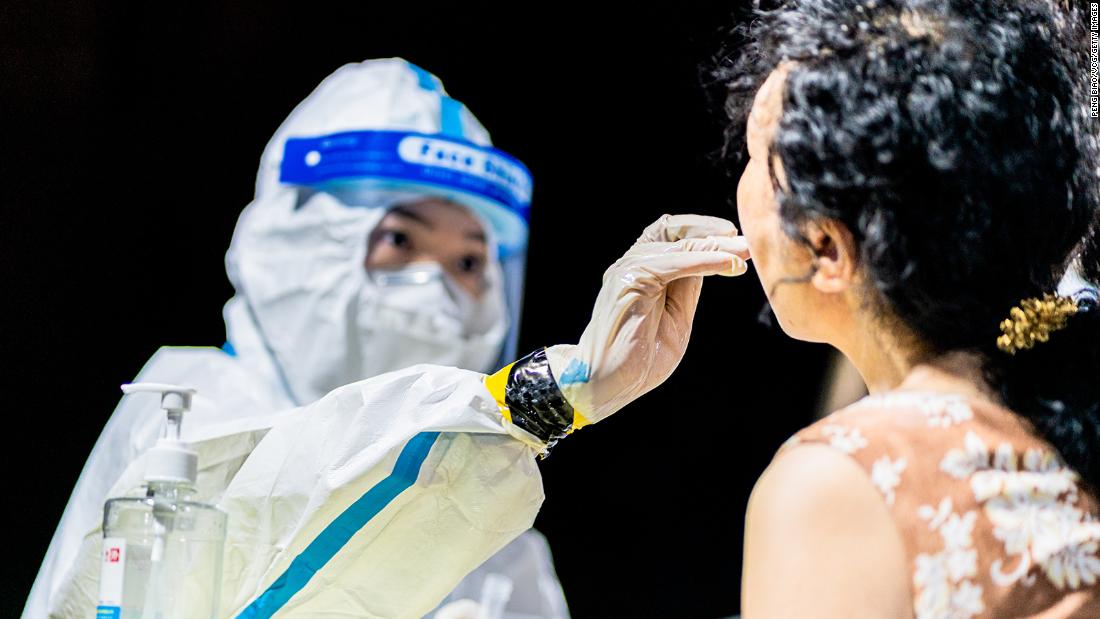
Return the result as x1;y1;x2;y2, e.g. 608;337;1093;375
227;189;509;405
358;262;508;383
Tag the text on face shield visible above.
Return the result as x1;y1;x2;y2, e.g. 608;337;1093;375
397;136;532;204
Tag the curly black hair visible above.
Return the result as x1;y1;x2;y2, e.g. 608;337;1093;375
711;0;1100;485
1082;214;1100;284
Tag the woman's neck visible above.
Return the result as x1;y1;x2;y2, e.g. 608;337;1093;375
839;322;999;403
836;317;913;394
899;353;1002;403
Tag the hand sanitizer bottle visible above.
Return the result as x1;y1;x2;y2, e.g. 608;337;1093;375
97;383;228;619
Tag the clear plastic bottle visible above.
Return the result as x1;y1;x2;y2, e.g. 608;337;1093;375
97;384;227;619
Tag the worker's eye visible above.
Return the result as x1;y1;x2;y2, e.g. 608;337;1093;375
457;255;482;273
378;229;411;250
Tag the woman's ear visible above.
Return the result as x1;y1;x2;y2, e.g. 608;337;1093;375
805;220;857;294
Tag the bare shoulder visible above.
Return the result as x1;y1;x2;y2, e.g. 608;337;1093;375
748;444;896;541
743;444;913;619
753;443;878;507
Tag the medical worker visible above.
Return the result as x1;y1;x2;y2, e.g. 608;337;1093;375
27;59;750;618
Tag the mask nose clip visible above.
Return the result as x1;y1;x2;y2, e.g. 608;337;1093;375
369;263;445;287
368;263;483;306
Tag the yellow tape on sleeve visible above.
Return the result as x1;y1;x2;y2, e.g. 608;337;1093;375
483;362;515;424
485;359;592;432
571;410;591;430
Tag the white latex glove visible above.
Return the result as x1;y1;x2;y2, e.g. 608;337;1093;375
546;214;749;425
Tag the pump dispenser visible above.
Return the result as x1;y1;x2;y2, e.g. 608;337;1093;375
97;383;227;619
124;383;198;485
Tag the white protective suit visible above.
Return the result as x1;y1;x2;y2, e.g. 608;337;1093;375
24;59;752;618
25;58;568;619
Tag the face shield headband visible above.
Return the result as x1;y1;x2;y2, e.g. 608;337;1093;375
279;129;533;258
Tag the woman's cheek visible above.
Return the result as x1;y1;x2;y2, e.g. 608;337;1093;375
735;163;754;236
737;162;770;252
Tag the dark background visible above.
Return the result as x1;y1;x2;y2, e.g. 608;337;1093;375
1;2;831;617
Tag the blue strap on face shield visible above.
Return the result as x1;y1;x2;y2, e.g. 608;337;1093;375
406;62;466;140
439;97;465;140
408;62;441;91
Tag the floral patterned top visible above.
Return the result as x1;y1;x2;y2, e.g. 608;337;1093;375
780;391;1100;618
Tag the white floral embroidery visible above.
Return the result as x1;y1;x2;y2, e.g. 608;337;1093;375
940;431;991;480
1045;540;1100;589
985;492;1100;589
914;497;985;619
938;433;1100;591
914;554;951;616
871;456;908;505
919;497;953;530
946;547;979;583
940;511;978;556
821;424;868;454
830;390;1100;607
950;581;985;617
849;392;974;427
993;442;1017;472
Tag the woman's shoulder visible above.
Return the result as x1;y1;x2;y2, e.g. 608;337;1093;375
776;390;1045;513
776;389;1100;617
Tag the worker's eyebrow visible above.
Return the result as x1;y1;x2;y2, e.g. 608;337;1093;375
390;203;487;243
387;204;433;229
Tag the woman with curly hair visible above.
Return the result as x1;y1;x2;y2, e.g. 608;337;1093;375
712;0;1100;616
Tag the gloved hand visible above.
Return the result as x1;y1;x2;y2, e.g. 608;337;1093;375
547;214;749;423
486;214;749;450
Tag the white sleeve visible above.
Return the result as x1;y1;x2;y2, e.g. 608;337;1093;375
218;364;545;618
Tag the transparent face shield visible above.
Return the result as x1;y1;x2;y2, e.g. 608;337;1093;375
280;129;533;367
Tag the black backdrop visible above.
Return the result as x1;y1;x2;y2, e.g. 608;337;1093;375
1;2;831;617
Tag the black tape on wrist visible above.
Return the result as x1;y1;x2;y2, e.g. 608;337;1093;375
506;348;575;449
